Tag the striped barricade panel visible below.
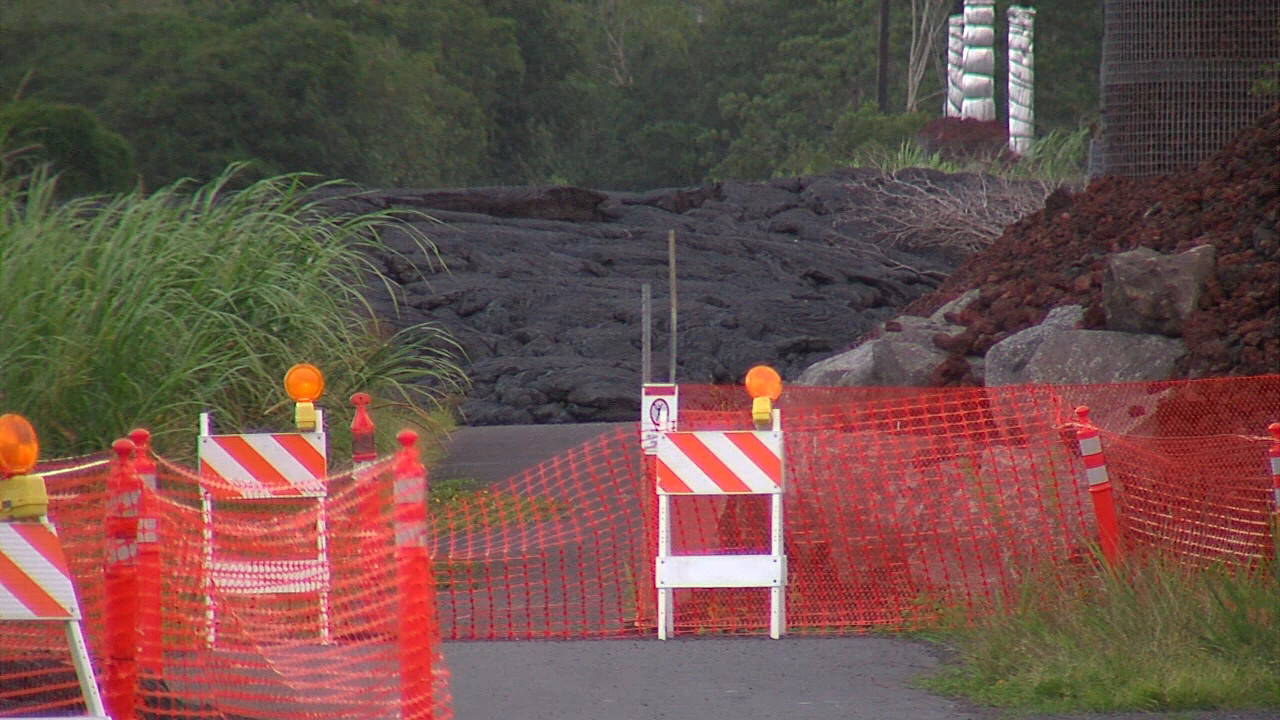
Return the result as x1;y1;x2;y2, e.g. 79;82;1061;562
199;432;327;499
654;428;788;639
198;421;332;645
210;558;331;595
0;523;79;621
656;430;783;495
0;520;109;718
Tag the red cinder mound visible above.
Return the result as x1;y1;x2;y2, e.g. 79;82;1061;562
916;116;1010;162
905;104;1280;383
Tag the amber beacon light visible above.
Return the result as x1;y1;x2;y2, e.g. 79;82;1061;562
0;413;49;520
284;363;326;431
744;365;783;430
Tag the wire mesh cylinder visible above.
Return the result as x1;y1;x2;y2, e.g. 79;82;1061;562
1099;0;1280;177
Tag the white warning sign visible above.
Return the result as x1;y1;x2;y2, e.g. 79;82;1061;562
640;384;679;456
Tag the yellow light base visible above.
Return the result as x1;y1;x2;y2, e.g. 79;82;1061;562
0;473;49;521
752;396;773;430
294;401;317;432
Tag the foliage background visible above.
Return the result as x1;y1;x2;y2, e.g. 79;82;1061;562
1;0;1101;193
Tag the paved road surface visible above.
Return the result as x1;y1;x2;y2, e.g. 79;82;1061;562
436;424;1277;720
444;636;1277;720
445;636;975;720
431;422;629;485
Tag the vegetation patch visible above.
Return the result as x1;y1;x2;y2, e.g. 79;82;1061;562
429;476;569;535
918;543;1280;713
0;166;466;460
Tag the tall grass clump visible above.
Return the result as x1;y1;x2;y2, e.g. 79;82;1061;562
0;164;466;461
921;540;1280;713
1009;126;1091;186
850;126;1090;188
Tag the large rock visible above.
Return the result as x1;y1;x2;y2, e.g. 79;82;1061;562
1102;245;1216;337
928;288;981;324
984;305;1085;386
1013;330;1187;385
796;315;966;386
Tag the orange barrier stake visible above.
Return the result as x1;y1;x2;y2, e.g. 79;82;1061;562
394;430;435;719
1269;422;1280;516
1075;407;1121;565
129;428;163;677
105;438;141;720
352;392;383;570
351;392;376;463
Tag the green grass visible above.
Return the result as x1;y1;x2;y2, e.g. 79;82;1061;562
428;476;568;534
852;126;1091;187
0;164;467;461
918;539;1280;713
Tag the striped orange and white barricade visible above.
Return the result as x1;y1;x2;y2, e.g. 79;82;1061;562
1269;422;1280;516
654;410;787;639
198;411;330;645
0;519;109;718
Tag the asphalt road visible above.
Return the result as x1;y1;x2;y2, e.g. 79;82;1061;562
435;424;1278;720
430;422;630;485
444;636;976;720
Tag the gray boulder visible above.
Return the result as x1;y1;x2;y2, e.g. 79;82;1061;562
928;288;981;324
1102;245;1216;337
796;315;965;386
1014;330;1186;385
984;305;1085;386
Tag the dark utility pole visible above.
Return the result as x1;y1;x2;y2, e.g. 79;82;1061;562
877;0;890;113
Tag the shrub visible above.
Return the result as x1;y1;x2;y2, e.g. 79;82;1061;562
0;98;135;196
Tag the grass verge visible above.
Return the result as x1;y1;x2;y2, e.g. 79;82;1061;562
917;541;1280;713
429;476;569;535
0;164;467;460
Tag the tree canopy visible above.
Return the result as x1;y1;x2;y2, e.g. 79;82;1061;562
0;0;1101;194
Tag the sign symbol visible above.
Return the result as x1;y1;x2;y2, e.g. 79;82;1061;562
649;399;669;429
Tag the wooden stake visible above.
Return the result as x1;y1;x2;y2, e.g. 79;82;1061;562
641;283;652;385
668;230;678;383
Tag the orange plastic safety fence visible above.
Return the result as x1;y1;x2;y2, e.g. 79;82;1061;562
0;455;110;717
1;453;453;719
2;375;1276;713
430;429;650;640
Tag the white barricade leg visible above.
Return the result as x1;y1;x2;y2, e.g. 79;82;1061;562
65;620;108;717
657;493;674;639
316;497;332;644
770;492;786;639
201;485;216;647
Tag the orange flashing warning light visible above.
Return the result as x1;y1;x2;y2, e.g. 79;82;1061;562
745;365;783;401
284;364;325;431
0;413;48;520
744;365;782;430
0;413;39;477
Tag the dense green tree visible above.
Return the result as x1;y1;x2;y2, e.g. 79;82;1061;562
0;99;136;196
0;0;1104;190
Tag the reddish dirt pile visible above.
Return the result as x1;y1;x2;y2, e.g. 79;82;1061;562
916;117;1009;161
905;104;1280;385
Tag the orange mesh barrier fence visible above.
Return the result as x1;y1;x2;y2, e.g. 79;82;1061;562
0;455;110;717
1;375;1276;713
1;446;452;718
430;429;650;640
